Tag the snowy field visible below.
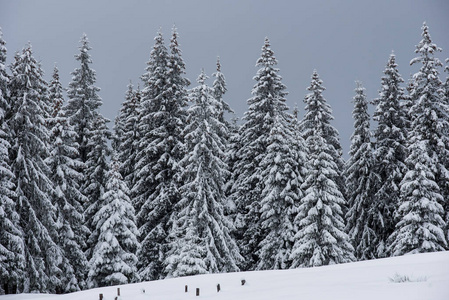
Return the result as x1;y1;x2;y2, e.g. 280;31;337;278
2;251;449;300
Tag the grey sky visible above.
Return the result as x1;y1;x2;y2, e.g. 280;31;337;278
1;0;448;157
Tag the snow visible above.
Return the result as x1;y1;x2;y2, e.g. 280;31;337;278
2;251;448;300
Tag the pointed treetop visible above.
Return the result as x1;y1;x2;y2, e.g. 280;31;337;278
308;70;326;92
411;22;442;66
257;37;277;67
80;33;90;48
216;56;221;72
196;68;208;85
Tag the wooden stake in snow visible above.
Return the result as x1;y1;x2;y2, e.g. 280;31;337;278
185;285;188;292
117;288;120;296
99;294;103;300
217;284;221;292
196;288;200;296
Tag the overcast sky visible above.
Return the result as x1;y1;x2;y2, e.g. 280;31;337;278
1;0;449;156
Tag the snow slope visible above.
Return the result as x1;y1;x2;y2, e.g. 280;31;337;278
2;251;449;300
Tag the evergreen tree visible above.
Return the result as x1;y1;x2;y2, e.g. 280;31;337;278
344;82;378;260
256;111;303;270
65;34;103;164
371;52;408;257
87;155;139;287
231;38;289;270
134;30;169;280
8;43;62;293
135;28;189;280
212;56;233;127
407;22;449;247
389;140;447;255
298;70;345;205
0;28;25;295
290;126;354;268
165;71;240;277
65;34;111;257
46;66;89;292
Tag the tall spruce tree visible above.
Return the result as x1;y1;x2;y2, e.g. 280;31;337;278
404;22;449;250
344;82;378;260
46;66;89;292
231;38;290;270
298;70;345;203
65;34;103;164
371;52;408;257
65;34;111;257
9;43;62;293
135;28;189;280
290;127;354;268
134;30;169;280
212;56;233;127
256;111;303;270
291;71;353;268
389;140;447;255
164;71;240;277
88;155;139;287
0;28;25;295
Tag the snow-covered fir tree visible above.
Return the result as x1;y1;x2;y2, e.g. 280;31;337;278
64;34;111;257
231;38;291;270
344;82;378;261
212;56;233;128
389;140;447;255
371;52;408;257
290;126;354;268
8;43;62;293
46;66;89;292
256;111;303;270
165;70;241;277
298;70;345;207
114;82;140;190
84;114;111;260
407;22;449;247
134;30;169;280
87;155;139;287
0;28;25;295
65;34;104;164
135;27;189;280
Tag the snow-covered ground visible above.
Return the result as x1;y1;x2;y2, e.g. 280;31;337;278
2;251;449;300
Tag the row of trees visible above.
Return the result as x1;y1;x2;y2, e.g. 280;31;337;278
0;22;448;294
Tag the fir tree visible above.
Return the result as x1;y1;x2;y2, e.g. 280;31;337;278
8;43;62;293
212;56;233;127
256;111;303;270
344;82;378;260
290;126;354;268
389;140;447;255
135;28;189;280
298;70;345;206
0;28;25;295
46;66;89;292
407;22;449;247
87;155;139;287
65;34;103;164
372;52;408;257
165;70;240;277
231;38;289;270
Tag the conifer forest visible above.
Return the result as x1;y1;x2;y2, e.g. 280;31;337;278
1;22;449;294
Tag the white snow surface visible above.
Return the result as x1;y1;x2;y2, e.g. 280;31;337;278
2;251;449;300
